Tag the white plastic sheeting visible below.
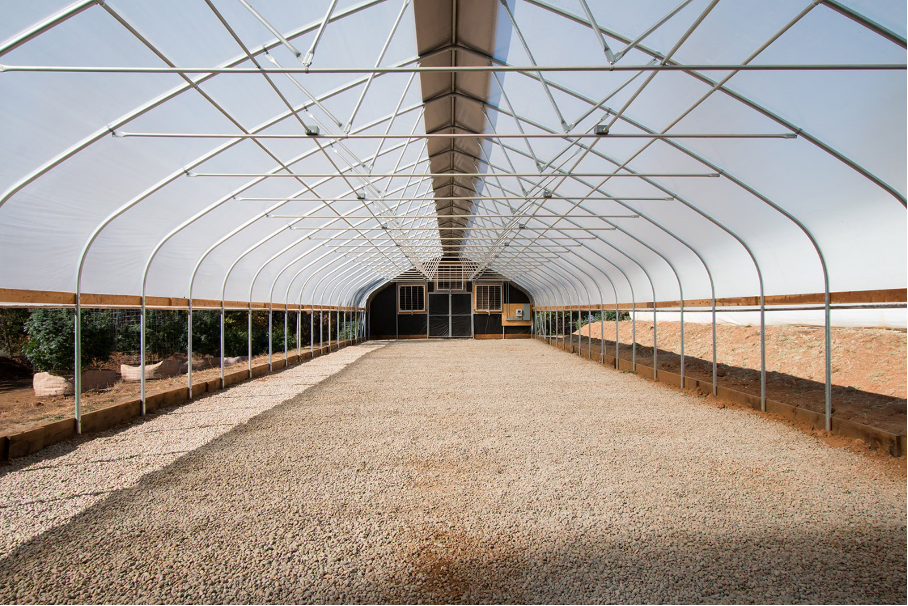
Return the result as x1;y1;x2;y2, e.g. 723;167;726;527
0;0;905;311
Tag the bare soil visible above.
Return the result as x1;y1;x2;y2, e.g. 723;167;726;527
570;320;906;435
0;351;297;437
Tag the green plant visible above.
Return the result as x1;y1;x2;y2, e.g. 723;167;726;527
24;309;114;372
0;308;30;361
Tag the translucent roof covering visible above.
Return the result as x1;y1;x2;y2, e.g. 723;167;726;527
0;0;905;309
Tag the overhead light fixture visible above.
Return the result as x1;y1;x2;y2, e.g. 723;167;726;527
543;190;552;199
356;191;366;200
305;126;319;136
595;124;610;135
518;223;526;229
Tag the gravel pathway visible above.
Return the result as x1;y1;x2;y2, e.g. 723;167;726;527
0;342;386;561
0;339;904;604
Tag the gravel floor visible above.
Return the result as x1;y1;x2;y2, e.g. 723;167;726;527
0;339;904;604
0;342;386;561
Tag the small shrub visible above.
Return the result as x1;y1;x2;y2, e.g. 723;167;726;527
24;309;114;372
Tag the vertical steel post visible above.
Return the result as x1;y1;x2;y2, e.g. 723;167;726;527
74;296;82;433
310;309;314;357
268;306;273;371
760;297;766;411
328;309;331;351
247;306;252;378
588;308;592;360
284;306;288;362
575;310;580;357
653;304;658;381
140;298;146;414
600;304;605;364
712;299;717;396
297;309;301;358
614;301;619;369
825;293;831;431
631;300;636;371
680;299;685;388
219;302;225;389
187;301;193;399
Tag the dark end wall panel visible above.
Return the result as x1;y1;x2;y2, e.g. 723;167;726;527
370;279;533;338
398;313;428;336
369;284;397;338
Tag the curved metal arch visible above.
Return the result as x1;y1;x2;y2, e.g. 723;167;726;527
175;134;426;397
534;261;585;315
221;163;428;309
479;97;740;291
312;258;373;309
190;151;421;307
475;114;715;353
477;140;710;382
299;253;381;311
293;259;362;350
0;0;98;58
275;186;438;315
328;266;378;308
469;129;645;362
478;102;769;391
71;69;423;417
255;215;382;369
103;1;417;287
520;0;906;205
336;270;379;310
262;180;433;308
552;253;607;357
353;278;387;310
0;0;393;213
533;264;577;344
471;167;639;321
503;13;839;417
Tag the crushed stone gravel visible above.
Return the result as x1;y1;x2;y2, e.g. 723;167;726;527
0;339;904;604
0;342;386;561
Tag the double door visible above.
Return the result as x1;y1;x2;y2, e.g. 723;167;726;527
428;292;472;338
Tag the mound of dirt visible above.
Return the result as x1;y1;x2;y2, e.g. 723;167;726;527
571;320;906;435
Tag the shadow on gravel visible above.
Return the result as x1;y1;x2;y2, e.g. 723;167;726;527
0;342;903;604
0;348;377;564
366;526;906;604
2;473;904;605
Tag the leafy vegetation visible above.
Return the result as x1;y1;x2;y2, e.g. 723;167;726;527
0;308;30;361
24;309;115;372
18;308;315;372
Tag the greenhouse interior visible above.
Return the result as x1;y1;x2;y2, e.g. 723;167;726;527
0;1;905;603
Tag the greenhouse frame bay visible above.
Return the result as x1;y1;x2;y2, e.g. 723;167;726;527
0;0;905;434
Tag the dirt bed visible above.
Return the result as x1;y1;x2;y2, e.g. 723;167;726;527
567;321;906;435
0;351;297;436
0;340;903;603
